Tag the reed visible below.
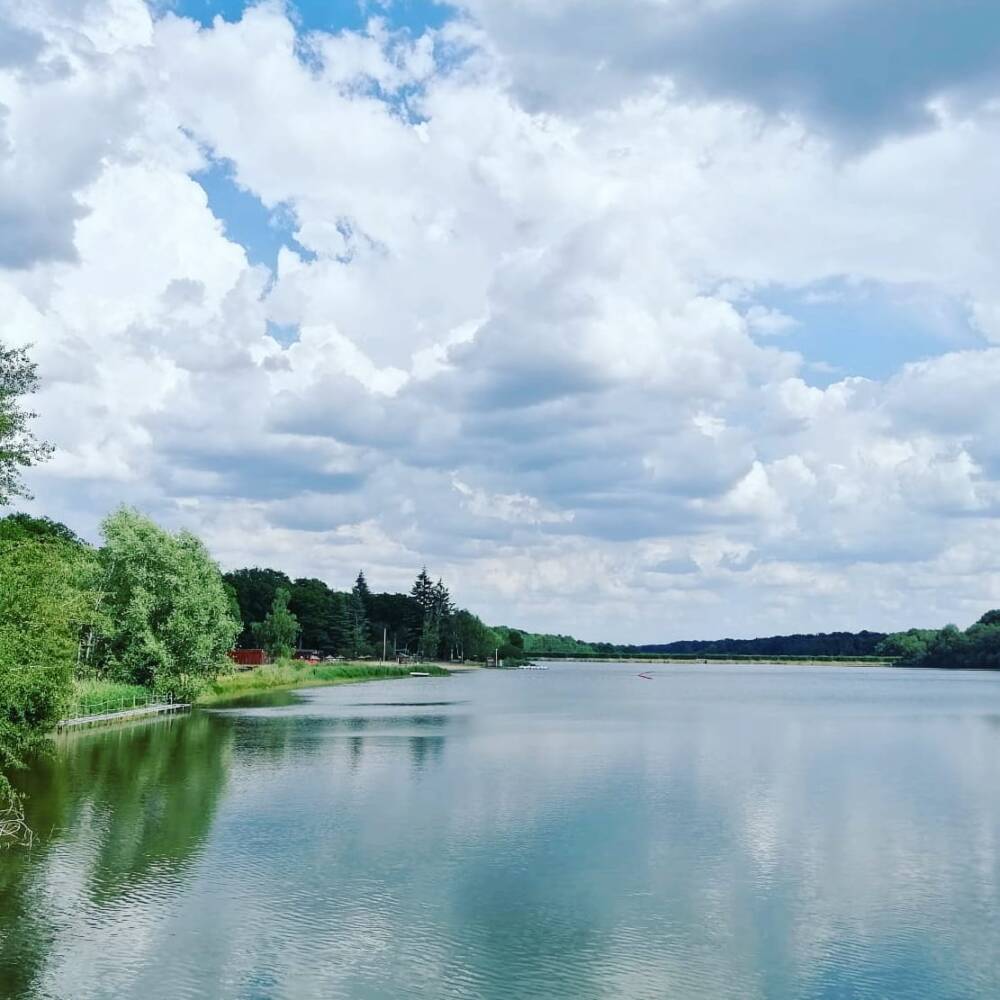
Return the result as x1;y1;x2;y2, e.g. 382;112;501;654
196;660;449;704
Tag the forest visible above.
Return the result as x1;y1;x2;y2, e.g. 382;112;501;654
875;613;1000;670
224;565;503;664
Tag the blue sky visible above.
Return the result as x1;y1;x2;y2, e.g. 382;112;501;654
169;0;453;34
8;0;1000;640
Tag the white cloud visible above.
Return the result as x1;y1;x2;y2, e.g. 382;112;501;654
5;0;1000;641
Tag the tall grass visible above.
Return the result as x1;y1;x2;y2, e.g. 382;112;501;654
69;679;155;718
196;660;450;704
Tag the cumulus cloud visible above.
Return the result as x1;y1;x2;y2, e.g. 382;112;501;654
456;0;1000;143
6;0;1000;640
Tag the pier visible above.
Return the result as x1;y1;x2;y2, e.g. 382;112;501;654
57;702;191;731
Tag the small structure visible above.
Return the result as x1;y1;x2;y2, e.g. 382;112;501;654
228;648;269;669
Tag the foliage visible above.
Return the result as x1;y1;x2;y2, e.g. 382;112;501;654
252;587;300;660
69;679;152;717
223;566;292;647
199;659;449;703
100;508;239;699
347;577;371;658
0;532;102;810
877;614;1000;669
0;513;81;545
368;591;421;656
0;344;53;505
452;610;500;660
288;577;339;652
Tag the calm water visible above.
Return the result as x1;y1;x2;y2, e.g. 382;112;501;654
2;663;1000;999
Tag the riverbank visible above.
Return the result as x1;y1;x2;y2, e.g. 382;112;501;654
196;660;451;705
65;662;453;723
532;655;895;666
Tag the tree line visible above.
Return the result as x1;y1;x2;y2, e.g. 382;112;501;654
876;611;1000;669
224;565;504;663
1;343;510;827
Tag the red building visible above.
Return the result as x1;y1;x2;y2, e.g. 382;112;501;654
228;648;268;668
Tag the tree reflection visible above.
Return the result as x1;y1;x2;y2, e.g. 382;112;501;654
0;712;232;996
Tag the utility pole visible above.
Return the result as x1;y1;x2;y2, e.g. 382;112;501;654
382;627;387;664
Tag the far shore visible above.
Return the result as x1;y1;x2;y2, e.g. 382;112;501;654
531;656;895;666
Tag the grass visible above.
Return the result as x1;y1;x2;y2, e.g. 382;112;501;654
69;679;156;718
195;659;451;705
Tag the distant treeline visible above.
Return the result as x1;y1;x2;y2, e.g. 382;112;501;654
225;566;506;664
529;652;890;663
629;631;888;657
490;629;889;659
876;612;1000;670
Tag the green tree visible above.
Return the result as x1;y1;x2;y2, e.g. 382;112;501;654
222;567;293;647
367;591;420;656
0;532;102;821
0;513;80;544
252;588;300;660
100;508;239;699
452;610;499;661
0;344;53;505
289;578;338;652
330;592;352;656
347;577;371;658
354;570;371;610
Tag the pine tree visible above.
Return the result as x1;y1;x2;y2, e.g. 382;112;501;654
410;567;434;613
433;578;454;659
410;567;434;654
348;576;371;657
330;592;352;656
354;570;371;611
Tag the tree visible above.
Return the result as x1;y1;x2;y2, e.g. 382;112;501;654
976;609;1000;627
0;513;81;544
252;588;300;660
222;567;293;647
452;610;499;661
0;531;103;821
368;592;421;656
0;343;53;505
354;570;371;610
432;579;454;657
330;592;352;656
346;577;371;658
289;578;338;653
101;509;240;699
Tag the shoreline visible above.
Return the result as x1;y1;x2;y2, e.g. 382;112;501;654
195;660;453;706
530;657;895;666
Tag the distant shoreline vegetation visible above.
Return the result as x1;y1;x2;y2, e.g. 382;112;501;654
873;612;1000;671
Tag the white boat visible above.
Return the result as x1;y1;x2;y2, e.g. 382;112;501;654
517;664;549;670
409;671;431;676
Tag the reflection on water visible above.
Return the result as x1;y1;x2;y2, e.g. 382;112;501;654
1;666;1000;999
0;713;232;998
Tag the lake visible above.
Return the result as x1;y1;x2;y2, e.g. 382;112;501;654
2;663;999;999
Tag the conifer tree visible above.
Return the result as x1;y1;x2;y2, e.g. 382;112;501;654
348;576;371;657
252;587;300;661
354;570;371;611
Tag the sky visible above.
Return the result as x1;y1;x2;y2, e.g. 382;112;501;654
4;0;1000;642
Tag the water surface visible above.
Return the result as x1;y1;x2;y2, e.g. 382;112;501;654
2;663;999;999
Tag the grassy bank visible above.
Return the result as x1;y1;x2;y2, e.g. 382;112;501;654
68;679;158;717
65;662;450;719
531;654;896;665
196;660;451;705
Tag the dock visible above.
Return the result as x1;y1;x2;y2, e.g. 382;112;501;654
56;702;191;731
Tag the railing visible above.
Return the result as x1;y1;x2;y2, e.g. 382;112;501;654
66;691;174;721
